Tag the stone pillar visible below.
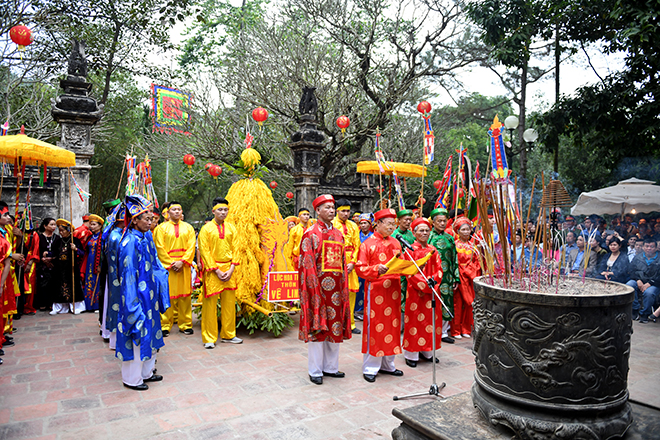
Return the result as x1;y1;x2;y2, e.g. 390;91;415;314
289;88;326;213
51;40;103;227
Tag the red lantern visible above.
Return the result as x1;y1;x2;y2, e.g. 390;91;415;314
417;101;432;115
205;162;213;171
336;115;350;135
136;162;145;174
208;164;222;179
286;192;294;199
252;107;268;127
269;181;278;189
433;180;441;189
10;25;33;50
183;154;195;171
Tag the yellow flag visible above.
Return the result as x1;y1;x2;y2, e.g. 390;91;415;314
385;251;434;276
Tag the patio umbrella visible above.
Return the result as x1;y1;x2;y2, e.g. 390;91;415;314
571;178;660;215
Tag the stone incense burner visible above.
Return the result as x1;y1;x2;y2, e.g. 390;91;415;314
471;276;634;440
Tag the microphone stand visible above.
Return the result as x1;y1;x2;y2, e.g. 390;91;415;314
393;237;454;401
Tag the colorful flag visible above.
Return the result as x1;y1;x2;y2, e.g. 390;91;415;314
1;121;8;136
151;84;192;135
374;132;390;173
423;116;434;164
391;166;406;211
489;115;508;180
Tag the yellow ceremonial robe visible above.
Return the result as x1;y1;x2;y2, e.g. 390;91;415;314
332;217;361;328
283;222;309;271
153;220;196;332
198;219;239;343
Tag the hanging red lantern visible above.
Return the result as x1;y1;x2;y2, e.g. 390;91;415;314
417;100;432;115
252;107;269;127
269;181;278;189
183;154;195;171
205;162;213;171
10;25;33;50
433;180;441;189
286;191;294;199
208;164;222;179
336;115;350;135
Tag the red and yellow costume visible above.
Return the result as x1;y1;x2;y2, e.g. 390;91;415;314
298;221;352;343
74;221;93;279
0;222;14;344
356;232;403;357
332;216;360;328
153;218;196;332
452;218;481;337
402;240;443;355
198;218;239;343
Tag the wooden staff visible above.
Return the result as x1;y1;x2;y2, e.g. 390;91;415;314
115;155;126;199
69;168;75;314
0;159;4;199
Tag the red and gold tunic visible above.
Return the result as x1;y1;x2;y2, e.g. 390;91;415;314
455;238;480;304
402;242;443;353
74;224;93;279
298;221;352;343
355;232;403;356
0;232;14;318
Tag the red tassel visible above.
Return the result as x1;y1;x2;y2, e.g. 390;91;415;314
21;161;26;177
43;164;47;182
13;158;17;177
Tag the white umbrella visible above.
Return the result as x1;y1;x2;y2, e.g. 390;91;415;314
571;178;660;215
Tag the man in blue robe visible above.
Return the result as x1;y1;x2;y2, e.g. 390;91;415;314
102;203;125;349
116;195;170;391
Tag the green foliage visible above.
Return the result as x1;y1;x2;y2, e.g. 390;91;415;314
237;308;295;337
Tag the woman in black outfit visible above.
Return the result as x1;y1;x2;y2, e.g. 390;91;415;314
26;218;62;310
596;236;630;283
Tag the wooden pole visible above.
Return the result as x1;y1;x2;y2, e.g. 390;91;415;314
69;168;75;314
0;159;4;199
115;156;126;199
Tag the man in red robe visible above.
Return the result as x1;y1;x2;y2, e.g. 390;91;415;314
0;202;15;364
402;218;443;367
298;194;352;385
74;214;93;279
355;208;404;382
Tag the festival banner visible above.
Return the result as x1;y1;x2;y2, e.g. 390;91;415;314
151;84;192;135
267;271;300;302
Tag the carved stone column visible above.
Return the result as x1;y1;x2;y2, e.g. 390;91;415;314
51;40;103;226
289;88;326;213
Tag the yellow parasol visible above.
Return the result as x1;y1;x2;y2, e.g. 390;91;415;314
0;130;76;167
356;160;426;178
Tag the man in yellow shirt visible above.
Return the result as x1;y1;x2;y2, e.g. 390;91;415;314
153;201;196;337
332;199;361;334
283;208;312;271
198;197;241;348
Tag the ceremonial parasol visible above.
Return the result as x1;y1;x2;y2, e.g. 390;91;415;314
356;160;426;178
0;127;76;167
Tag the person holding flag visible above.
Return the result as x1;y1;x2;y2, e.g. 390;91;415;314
356;208;405;383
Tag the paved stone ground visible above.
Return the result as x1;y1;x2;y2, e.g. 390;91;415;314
1;311;658;440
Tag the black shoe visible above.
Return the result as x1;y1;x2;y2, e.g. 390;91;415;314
378;369;404;376
441;336;455;344
632;313;640;321
162;330;170;337
180;329;194;335
103;338;109;343
123;383;149;391
405;359;417;368
649;315;658;323
2;340;14;347
4;336;13;342
322;371;345;378
354;313;364;321
143;374;163;383
363;374;376;383
0;358;3;365
351;328;361;334
309;375;323;385
640;318;649;324
0;349;4;356
420;355;439;363
26;311;35;315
